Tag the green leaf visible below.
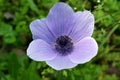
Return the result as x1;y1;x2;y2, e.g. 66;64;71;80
0;22;13;35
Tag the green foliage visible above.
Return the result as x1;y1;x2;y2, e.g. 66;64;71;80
0;0;120;80
0;22;16;44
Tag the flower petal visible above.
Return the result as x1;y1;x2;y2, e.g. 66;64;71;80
69;11;94;43
46;2;75;37
69;37;98;64
27;39;57;61
30;19;55;44
46;55;77;70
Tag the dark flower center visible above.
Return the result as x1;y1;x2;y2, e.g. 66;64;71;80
55;35;73;55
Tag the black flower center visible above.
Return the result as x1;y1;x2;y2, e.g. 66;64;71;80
55;35;73;55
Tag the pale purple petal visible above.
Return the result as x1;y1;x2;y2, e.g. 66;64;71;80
46;2;75;37
69;37;98;63
27;39;57;61
46;55;77;70
69;11;94;43
30;19;55;44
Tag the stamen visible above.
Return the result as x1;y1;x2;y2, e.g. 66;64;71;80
55;35;73;55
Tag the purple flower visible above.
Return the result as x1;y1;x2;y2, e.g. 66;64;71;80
27;2;98;70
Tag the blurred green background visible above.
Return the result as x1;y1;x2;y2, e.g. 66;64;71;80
0;0;120;80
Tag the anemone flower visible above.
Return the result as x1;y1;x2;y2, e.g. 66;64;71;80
27;2;98;70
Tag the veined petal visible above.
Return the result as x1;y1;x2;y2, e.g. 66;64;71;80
30;19;55;44
46;2;75;37
46;55;77;70
69;11;94;43
27;39;57;61
69;37;98;64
